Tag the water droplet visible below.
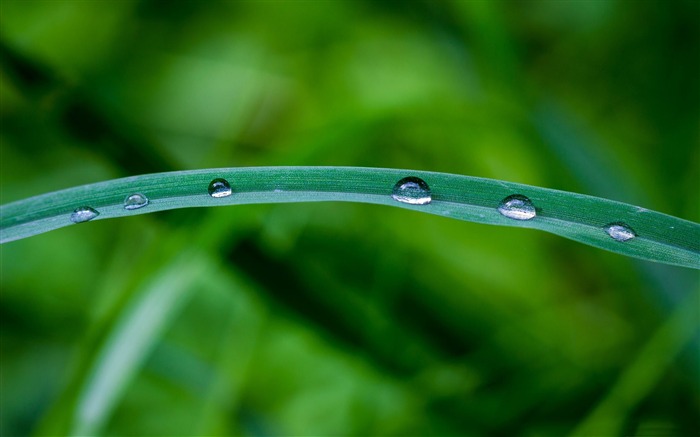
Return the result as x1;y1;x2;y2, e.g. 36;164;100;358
498;194;536;220
391;177;432;205
70;206;99;223
208;178;232;198
604;222;636;242
123;193;149;210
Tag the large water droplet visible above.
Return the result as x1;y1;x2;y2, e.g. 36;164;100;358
391;177;432;205
604;222;636;242
70;206;99;223
208;178;232;198
124;193;149;210
498;194;536;220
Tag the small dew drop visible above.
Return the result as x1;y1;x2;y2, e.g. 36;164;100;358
70;206;99;224
498;194;536;220
123;193;149;210
604;222;636;242
208;178;232;198
391;176;432;205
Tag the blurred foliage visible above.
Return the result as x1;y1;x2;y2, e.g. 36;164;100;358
1;1;698;436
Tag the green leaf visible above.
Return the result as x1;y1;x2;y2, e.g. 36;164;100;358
70;251;206;436
1;167;698;269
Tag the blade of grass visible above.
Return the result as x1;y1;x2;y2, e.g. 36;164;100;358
570;289;700;437
70;250;208;437
1;166;698;268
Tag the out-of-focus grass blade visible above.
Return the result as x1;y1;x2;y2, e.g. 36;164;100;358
571;289;700;437
70;251;208;436
1;167;698;269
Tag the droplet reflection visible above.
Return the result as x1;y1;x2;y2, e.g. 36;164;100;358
498;194;536;220
123;193;149;210
70;206;99;223
604;222;636;242
208;178;232;198
391;176;432;205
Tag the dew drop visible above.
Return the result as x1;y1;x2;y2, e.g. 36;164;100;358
70;206;99;224
498;194;536;220
208;178;232;198
391;176;432;205
604;222;636;242
123;193;149;210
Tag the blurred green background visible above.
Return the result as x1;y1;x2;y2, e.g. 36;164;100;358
1;1;698;436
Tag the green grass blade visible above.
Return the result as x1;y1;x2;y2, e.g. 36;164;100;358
71;251;206;436
1;167;698;268
570;289;700;437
